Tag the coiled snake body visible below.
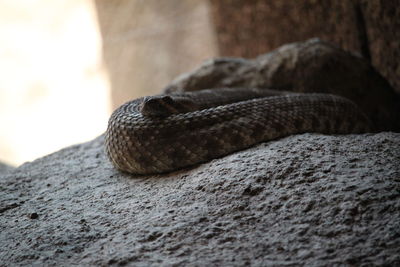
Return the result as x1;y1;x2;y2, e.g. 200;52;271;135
105;88;372;175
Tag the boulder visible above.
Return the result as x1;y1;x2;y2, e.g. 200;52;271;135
165;39;400;132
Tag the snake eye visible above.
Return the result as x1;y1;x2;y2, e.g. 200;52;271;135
161;96;174;105
150;96;175;111
140;96;177;117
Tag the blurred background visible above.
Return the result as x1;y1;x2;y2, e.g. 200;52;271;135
0;0;398;167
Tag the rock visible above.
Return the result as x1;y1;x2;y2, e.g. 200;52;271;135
210;0;400;95
165;39;400;132
0;161;14;176
210;0;363;58
362;0;400;94
1;132;400;266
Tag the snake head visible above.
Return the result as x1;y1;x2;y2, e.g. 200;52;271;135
140;96;175;117
140;95;198;117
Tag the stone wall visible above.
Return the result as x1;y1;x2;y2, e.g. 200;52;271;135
210;0;400;93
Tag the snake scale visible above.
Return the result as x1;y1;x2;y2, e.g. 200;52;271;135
105;88;372;175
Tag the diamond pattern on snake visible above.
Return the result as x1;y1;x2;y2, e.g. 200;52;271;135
105;87;372;175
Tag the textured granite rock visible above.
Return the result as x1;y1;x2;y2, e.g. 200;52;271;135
1;132;399;266
165;39;400;132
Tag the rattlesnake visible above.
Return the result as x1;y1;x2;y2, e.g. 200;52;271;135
105;87;372;175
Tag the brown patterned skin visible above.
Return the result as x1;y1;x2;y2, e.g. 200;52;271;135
105;88;372;175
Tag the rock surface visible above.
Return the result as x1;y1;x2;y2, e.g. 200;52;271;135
1;132;400;266
0;161;14;175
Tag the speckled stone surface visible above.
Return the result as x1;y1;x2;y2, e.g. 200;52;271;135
1;132;399;266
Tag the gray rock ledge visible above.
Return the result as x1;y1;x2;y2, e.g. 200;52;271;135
1;132;399;266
